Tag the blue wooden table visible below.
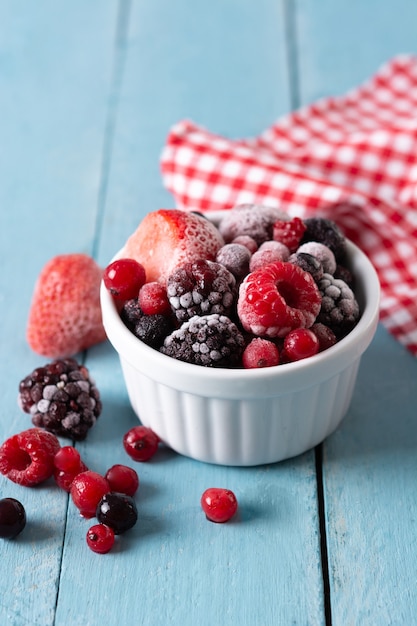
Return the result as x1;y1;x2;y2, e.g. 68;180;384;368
1;2;416;625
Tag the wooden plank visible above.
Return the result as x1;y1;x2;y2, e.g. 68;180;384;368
53;1;327;625
0;2;117;625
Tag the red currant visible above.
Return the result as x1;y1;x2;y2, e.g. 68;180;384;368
123;426;159;462
70;470;110;518
54;446;82;473
54;460;88;492
105;464;139;497
138;282;171;315
103;258;146;301
86;523;115;554
242;338;280;369
201;487;238;523
283;328;319;362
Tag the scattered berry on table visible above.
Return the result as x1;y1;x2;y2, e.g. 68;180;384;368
53;445;88;492
105;464;139;497
217;204;287;245
201;487;238;523
288;252;323;283
272;216;306;252
123;426;159;462
216;243;251;279
249;240;289;272
310;323;337;352
103;258;146;301
167;260;236;323
297;242;336;275
86;523;115;554
18;358;102;441
161;314;245;367
0;428;60;486
138;282;171;316
300;217;346;261
317;273;360;337
0;498;27;539
237;261;322;338
242;338;280;369
70;470;110;518
96;492;138;534
282;328;320;362
54;461;88;493
26;253;107;358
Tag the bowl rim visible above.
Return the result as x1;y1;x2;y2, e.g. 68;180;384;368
100;212;381;398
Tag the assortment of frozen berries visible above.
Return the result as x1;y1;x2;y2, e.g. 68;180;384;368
107;206;361;368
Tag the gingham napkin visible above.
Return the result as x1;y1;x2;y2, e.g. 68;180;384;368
161;55;417;355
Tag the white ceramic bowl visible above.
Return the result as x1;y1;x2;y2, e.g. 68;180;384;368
101;217;380;466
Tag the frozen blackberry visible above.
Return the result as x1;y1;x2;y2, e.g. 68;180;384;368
167;260;236;323
161;314;245;367
300;217;346;262
288;252;324;282
120;298;143;331
133;313;174;349
18;358;102;441
317;273;360;337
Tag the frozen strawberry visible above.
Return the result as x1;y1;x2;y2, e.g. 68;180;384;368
123;209;224;284
27;253;107;358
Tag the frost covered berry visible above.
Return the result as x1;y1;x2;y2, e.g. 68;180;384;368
242;338;280;369
317;273;360;337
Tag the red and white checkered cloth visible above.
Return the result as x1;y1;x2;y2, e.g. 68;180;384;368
161;55;417;355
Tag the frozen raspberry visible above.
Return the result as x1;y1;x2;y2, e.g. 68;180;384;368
70;470;110;518
0;428;60;486
310;323;337;352
201;487;238;523
249;240;289;272
297;242;336;275
317;273;360;336
216;243;251;279
288;252;323;282
300;217;346;262
161;314;245;367
272;216;306;252
282;328;320;362
242;338;280;369
218;204;287;245
103;258;146;301
138;282;171;316
18;358;102;441
132;313;175;349
167;260;236;323
231;235;258;254
237;262;322;338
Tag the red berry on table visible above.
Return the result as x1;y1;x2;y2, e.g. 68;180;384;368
0;498;27;539
105;464;139;497
138;281;171;315
0;428;60;487
103;258;146;301
123;426;159;462
26;253;107;358
54;446;82;473
283;328;320;362
86;523;115;554
201;488;238;523
242;338;280;369
70;470;110;518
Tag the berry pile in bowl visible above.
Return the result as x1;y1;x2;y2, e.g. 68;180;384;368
101;205;380;466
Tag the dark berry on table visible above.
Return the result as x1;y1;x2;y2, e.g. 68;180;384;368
138;281;171;316
217;203;287;245
288;252;324;283
0;428;60;486
282;328;320;362
105;464;139;497
96;492;138;534
249;240;289;272
70;470;110;518
167;259;236;323
161;314;245;367
310;323;337;352
103;258;146;301
120;298;143;331
201;488;238;523
237;262;322;338
242;338;280;369
123;426;159;462
317;273;360;337
18;358;102;441
0;498;26;539
133;313;175;349
216;243;251;279
300;217;347;262
272;216;306;252
86;523;115;554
